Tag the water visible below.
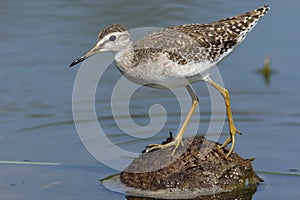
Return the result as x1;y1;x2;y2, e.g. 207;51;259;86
1;0;300;199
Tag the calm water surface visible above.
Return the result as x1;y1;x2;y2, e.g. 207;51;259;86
1;0;300;199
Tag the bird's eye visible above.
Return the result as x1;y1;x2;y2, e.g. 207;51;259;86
109;35;116;41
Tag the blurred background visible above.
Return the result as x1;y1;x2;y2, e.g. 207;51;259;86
0;0;299;199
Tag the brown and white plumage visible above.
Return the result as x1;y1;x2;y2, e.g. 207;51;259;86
70;6;269;88
70;6;270;158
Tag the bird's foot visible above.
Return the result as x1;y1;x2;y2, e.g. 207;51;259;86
143;133;184;156
220;125;241;158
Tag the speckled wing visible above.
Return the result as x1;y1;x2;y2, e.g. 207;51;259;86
133;28;206;65
134;6;269;65
171;5;270;62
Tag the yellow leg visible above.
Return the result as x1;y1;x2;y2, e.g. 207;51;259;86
145;85;199;155
204;77;241;158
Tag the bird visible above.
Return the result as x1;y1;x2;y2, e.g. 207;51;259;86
70;5;270;158
255;55;275;86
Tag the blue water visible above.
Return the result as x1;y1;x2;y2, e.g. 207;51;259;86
1;0;300;199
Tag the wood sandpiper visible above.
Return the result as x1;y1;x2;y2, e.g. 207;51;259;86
70;6;270;158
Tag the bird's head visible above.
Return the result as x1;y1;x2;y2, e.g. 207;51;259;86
69;24;131;67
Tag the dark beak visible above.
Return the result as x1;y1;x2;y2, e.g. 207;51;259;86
69;45;100;67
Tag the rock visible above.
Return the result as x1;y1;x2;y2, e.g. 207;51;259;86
120;136;262;198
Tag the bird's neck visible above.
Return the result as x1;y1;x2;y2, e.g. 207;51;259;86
114;43;136;74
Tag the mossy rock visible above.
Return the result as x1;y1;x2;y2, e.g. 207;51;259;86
120;136;262;198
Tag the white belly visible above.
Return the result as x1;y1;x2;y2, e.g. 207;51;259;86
121;58;217;89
